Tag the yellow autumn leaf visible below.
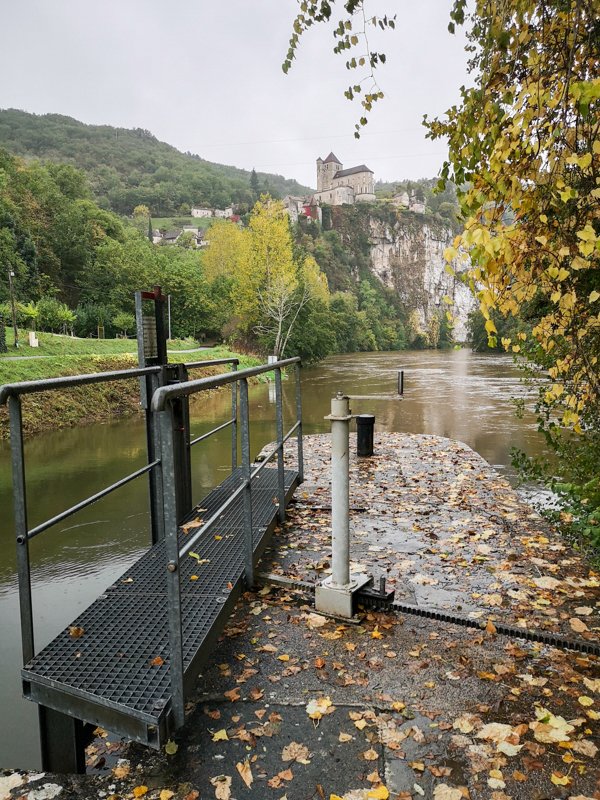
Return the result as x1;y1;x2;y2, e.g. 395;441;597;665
164;740;178;755
160;791;175;800
367;787;390;799
578;696;594;707
133;787;148;798
212;729;229;741
371;627;383;639
589;290;599;303
550;772;571;786
277;654;290;662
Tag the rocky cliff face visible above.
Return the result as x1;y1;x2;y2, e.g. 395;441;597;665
369;214;474;341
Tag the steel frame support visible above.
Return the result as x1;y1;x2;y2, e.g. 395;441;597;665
294;362;304;483
158;404;185;728
9;395;34;664
145;370;165;544
168;364;192;522
274;368;286;524
239;379;254;588
39;706;90;774
231;363;238;470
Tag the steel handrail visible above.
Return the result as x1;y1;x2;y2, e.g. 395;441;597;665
151;357;300;411
0;366;161;404
184;357;239;370
25;459;161;541
189;418;234;448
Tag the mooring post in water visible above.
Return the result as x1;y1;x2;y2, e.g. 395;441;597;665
398;369;404;396
315;393;372;618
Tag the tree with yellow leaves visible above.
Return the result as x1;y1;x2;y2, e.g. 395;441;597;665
427;0;599;439
203;197;331;358
286;0;599;540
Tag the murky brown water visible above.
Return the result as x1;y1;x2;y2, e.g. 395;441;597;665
0;350;549;768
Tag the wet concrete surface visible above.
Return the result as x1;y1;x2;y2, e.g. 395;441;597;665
2;433;598;800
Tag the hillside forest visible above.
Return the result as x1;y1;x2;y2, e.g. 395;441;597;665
0;146;453;361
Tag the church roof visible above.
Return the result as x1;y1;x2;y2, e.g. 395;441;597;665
323;152;342;164
334;164;373;177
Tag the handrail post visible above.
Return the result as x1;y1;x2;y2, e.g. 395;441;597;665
239;378;254;588
158;401;185;728
169;363;192;521
294;362;304;483
231;362;238;471
9;395;34;664
274;367;286;524
145;369;165;544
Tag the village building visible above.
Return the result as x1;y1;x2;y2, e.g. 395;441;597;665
282;195;322;224
191;207;212;218
213;207;233;219
313;152;376;205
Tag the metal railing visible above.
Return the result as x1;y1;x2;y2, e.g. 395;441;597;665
150;356;303;727
0;366;162;666
0;357;240;668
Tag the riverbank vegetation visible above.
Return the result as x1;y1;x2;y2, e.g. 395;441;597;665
0;147;455;365
0;345;261;439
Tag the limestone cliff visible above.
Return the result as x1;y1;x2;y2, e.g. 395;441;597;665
368;213;474;342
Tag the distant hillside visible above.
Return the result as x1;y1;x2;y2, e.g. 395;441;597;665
0;108;312;216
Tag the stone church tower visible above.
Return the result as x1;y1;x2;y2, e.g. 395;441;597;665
316;152;342;192
314;151;375;205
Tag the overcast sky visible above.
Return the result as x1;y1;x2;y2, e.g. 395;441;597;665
0;1;470;189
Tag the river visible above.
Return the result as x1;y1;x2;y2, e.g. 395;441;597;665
0;349;548;769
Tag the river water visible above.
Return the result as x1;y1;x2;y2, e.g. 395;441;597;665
0;350;548;769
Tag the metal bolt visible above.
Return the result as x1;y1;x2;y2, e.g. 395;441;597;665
167;561;177;573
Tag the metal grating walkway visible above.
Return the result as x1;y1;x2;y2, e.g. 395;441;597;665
22;466;299;748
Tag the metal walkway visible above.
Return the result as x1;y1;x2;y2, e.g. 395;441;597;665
22;465;298;751
2;290;304;774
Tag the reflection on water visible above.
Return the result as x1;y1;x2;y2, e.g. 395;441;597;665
0;350;548;768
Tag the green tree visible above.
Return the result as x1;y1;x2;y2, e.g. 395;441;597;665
250;168;260;199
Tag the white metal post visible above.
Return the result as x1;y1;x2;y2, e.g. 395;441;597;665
330;393;350;587
315;392;371;618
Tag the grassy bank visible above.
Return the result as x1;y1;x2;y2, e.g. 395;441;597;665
0;328;200;360
0;341;262;440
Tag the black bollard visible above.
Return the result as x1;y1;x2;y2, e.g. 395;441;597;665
356;414;375;457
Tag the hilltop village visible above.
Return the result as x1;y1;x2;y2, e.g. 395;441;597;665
152;153;428;244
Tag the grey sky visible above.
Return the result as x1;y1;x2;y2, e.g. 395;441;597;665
0;1;470;188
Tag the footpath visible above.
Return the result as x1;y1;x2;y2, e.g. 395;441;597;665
1;433;598;800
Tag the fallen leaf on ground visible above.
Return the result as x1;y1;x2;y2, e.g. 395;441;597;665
433;786;463;800
236;759;253;788
68;626;85;638
160;791;175;800
569;617;589;633
164;739;178;755
212;729;229;742
367;787;390;799
305;612;328;628
210;775;232;800
133;788;148;798
306;696;333;720
224;687;241;702
150;656;164;667
281;741;310;763
363;748;379;761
